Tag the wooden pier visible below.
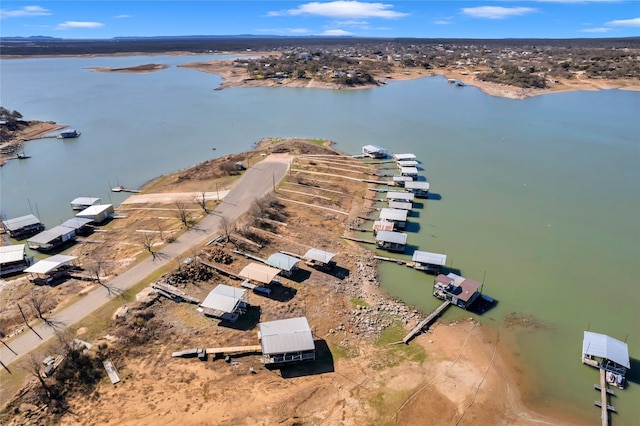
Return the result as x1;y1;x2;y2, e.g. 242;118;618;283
206;345;262;356
341;236;375;245
401;301;451;344
596;368;615;426
374;255;411;266
196;257;241;279
111;185;140;193
152;282;200;304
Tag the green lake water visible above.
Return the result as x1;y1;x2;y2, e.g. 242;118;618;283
1;56;638;424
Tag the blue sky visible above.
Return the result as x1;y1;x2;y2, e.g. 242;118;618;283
1;1;639;39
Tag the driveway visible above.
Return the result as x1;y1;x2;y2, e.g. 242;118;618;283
0;155;291;366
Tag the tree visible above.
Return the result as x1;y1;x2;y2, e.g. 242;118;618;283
219;216;234;243
174;201;191;228
140;232;157;259
28;289;64;330
194;191;208;213
21;353;55;401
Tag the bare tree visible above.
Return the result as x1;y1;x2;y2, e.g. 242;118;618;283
21;353;54;400
140;232;157;260
155;218;166;241
17;303;42;340
28;290;64;330
174;201;191;228
85;252;107;284
194;191;208;213
219;216;234;243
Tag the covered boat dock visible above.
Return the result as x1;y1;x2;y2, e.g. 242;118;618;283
27;225;76;252
2;214;45;239
302;248;336;270
266;253;300;277
199;284;247;322
411;250;447;274
24;254;78;285
259;316;316;365
375;230;407;252
0;244;32;276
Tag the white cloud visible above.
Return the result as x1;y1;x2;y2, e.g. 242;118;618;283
606;17;640;27
268;1;408;19
57;21;104;30
0;5;51;19
320;29;353;36
114;14;132;19
581;27;610;32
535;0;619;3
434;17;454;25
461;6;537;19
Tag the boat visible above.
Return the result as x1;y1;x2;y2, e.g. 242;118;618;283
58;129;81;139
16;152;31;159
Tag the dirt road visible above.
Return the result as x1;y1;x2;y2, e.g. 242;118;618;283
0;155;291;366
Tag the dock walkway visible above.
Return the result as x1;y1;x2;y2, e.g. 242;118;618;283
402;301;451;344
596;368;615;426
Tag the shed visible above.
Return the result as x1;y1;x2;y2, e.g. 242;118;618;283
199;284;247;322
61;217;93;236
27;226;76;252
386;191;415;203
70;197;101;211
412;250;447;274
2;214;45;239
433;273;481;309
76;204;114;224
24;254;77;285
259;317;316;365
400;167;419;177
405;181;430;198
362;145;388;158
379;208;408;229
375;230;407;252
392;153;416;161
239;262;281;285
267;253;300;276
0;244;32;276
582;331;630;387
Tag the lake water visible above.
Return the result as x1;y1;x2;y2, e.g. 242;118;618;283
1;55;639;424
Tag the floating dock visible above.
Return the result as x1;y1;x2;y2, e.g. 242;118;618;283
402;300;451;344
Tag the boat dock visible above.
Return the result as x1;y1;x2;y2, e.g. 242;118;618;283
594;368;615;425
206;345;262;356
401;301;451;344
111;185;140;193
374;255;411;266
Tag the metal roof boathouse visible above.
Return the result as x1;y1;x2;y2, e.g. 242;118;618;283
433;273;481;309
70;197;101;211
404;181;430;198
412;250;447;275
24;254;78;285
259;317;316;365
0;244;33;276
27;226;76;252
582;331;630;389
76;204;114;224
2;214;45;239
302;248;336;270
362;145;388;159
266;253;300;277
375;230;407;252
199;284;247;322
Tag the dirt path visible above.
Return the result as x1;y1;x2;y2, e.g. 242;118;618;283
0;155;292;366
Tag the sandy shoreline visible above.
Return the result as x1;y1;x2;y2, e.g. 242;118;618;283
0;121;67;167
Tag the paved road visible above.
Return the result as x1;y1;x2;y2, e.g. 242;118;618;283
0;155;291;366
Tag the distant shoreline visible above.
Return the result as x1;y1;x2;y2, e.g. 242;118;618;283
4;50;640;100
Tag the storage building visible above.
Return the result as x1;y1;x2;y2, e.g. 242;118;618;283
76;204;114;224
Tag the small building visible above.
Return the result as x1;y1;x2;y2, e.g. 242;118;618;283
362;145;388;159
392;153;416;161
433;273;481;309
239;262;281;286
76;204;114;224
404;181;430;198
372;220;395;235
2;214;45;239
396;160;419;168
199;284;247;322
0;244;33;276
302;248;336;270
400;166;419;178
375;230;407;252
61;217;93;236
24;254;78;285
386;191;415;203
379;208;408;229
392;175;413;187
412;250;447;274
27;226;76;252
70;197;101;211
259;317;316;365
582;331;630;389
266;253;300;277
